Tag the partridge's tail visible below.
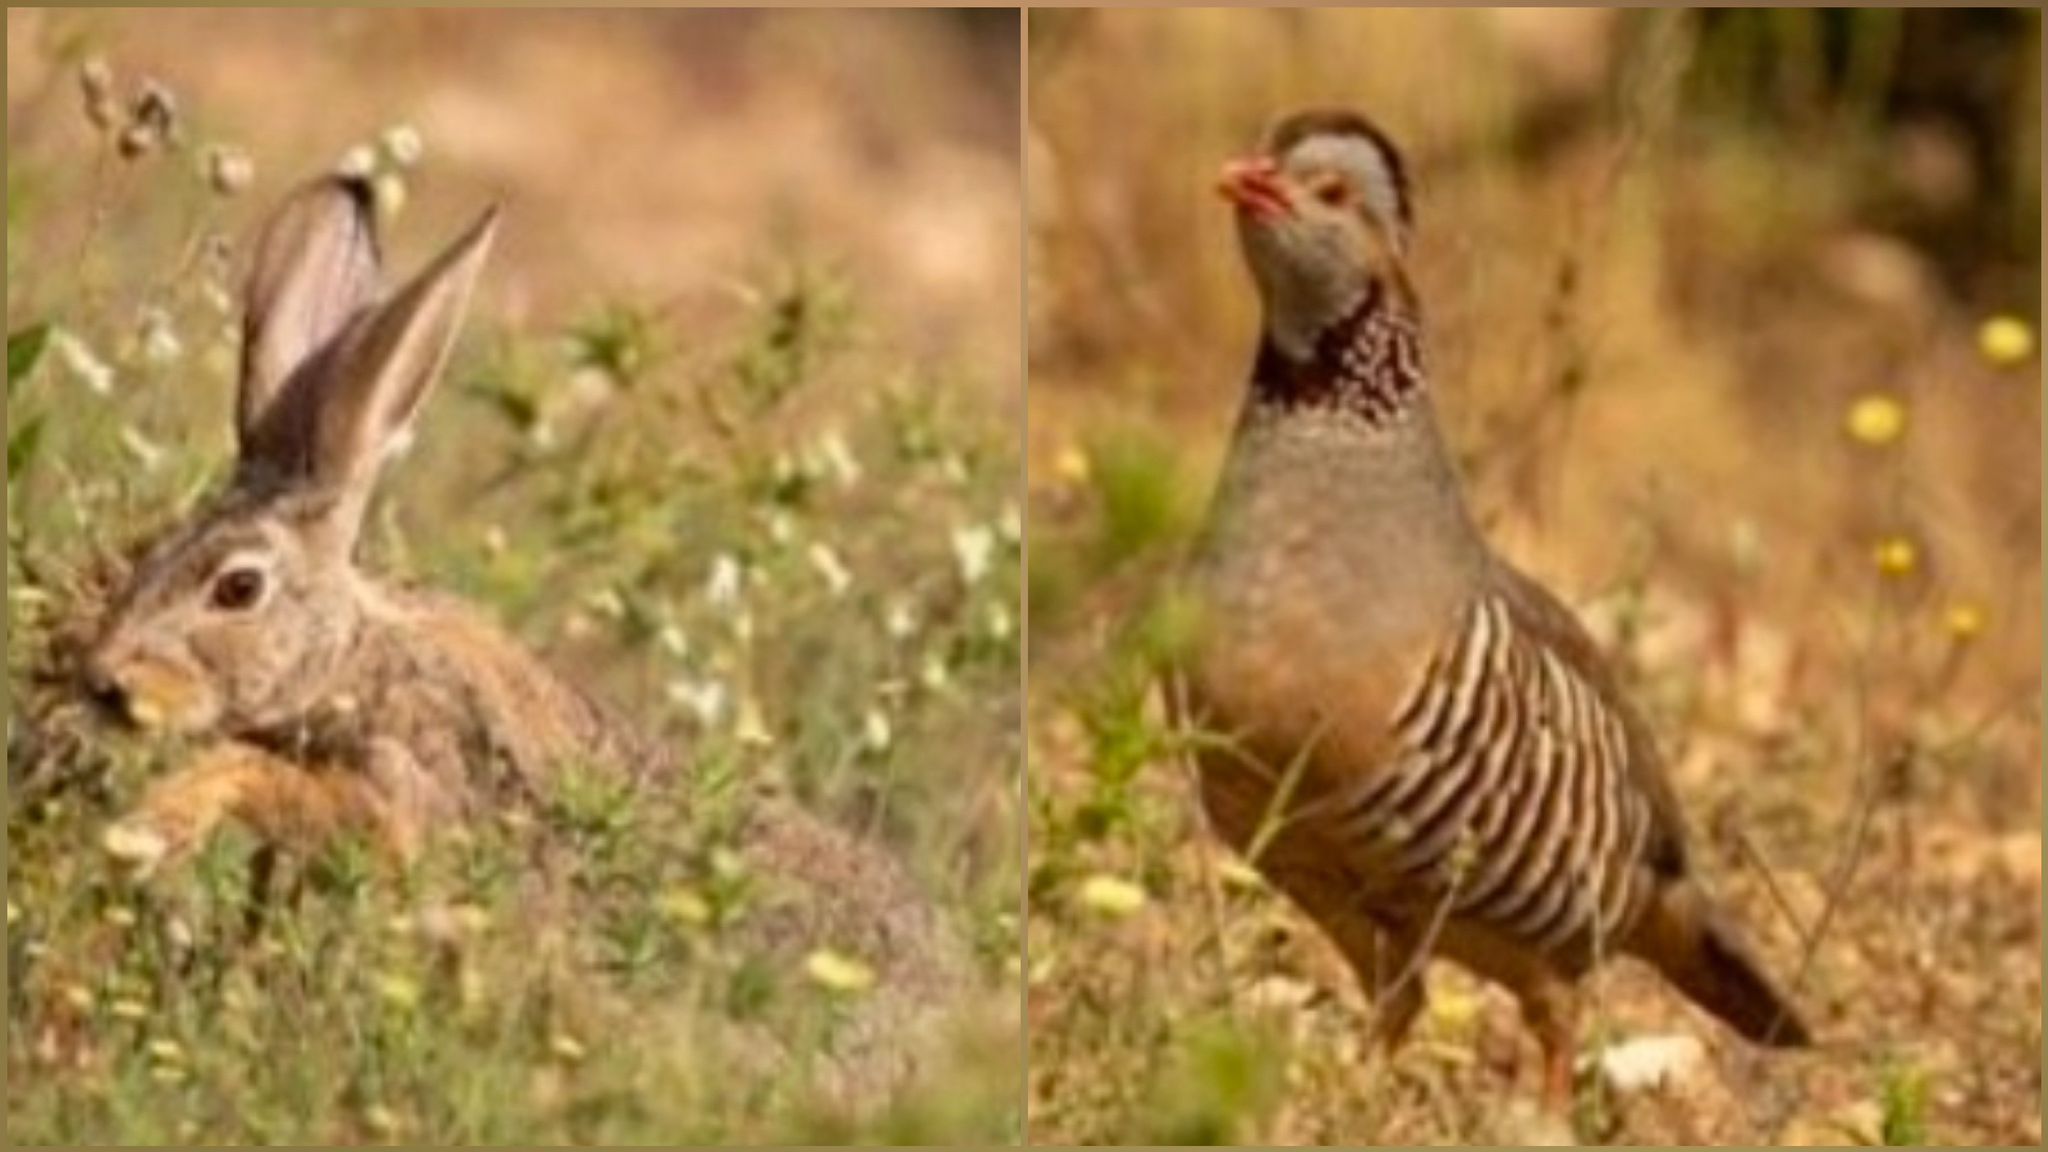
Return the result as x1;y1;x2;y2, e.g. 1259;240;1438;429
1634;880;1813;1048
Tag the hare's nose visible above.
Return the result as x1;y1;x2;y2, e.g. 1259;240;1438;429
82;662;131;720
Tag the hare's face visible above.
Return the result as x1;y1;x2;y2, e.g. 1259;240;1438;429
77;174;496;739
84;493;358;736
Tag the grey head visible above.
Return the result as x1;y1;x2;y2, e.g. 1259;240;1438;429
1220;109;1427;424
82;176;500;738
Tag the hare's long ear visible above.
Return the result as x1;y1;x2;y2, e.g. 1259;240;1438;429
238;177;381;456
308;204;499;500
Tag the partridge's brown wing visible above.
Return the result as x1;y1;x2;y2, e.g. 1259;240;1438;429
1486;560;1692;880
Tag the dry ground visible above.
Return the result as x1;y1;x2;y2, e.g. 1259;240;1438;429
1025;9;2041;1146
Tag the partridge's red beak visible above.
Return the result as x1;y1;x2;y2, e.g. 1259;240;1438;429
1217;156;1290;221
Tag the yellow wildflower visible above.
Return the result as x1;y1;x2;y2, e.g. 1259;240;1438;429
362;1104;401;1136
1075;874;1149;919
658;888;713;927
1978;315;2036;368
1873;537;1917;577
1844;393;1907;446
1055;445;1091;485
376;974;421;1012
805;948;878;995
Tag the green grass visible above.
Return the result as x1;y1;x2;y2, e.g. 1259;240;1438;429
6;57;1020;1146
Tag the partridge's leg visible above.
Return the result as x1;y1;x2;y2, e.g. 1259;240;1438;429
102;741;390;878
1519;977;1583;1116
1330;911;1428;1054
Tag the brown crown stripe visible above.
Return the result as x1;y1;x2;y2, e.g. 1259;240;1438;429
1266;108;1413;231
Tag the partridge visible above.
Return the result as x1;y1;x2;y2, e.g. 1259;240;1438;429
1177;109;1810;1113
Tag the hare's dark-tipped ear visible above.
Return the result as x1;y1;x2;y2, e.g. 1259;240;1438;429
310;203;499;497
239;177;381;451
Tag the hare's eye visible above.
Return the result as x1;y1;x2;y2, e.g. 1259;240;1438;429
208;567;268;613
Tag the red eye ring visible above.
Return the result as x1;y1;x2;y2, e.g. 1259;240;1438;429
209;567;267;613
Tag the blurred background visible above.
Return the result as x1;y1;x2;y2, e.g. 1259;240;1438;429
8;8;1020;379
8;9;1021;1144
1026;9;2040;1146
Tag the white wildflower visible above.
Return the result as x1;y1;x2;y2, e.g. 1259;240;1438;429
772;450;803;489
884;598;920;641
135;307;183;365
79;57;116;130
808;542;853;597
666;677;728;729
919;652;952;692
588;587;627;622
656;624;689;660
383;423;418;462
337;144;377;179
951;524;997;587
861;707;893;755
998;502;1022;545
706;553;745;608
371;172;407;219
119;426;165;470
379;123;424;169
816;428;862;487
1595;1034;1705;1095
985;602;1015;642
51;328;114;395
202;145;254;196
735;696;773;747
768;511;796;547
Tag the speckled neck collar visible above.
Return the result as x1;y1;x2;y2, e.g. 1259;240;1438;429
1251;284;1427;427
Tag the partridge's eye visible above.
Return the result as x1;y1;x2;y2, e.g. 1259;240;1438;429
1311;174;1350;207
208;566;267;613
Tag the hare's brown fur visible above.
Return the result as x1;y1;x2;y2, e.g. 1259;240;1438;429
85;175;968;1103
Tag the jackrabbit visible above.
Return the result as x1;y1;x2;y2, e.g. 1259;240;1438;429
79;174;969;1100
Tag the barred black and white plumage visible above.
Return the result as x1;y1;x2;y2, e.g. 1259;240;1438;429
1329;588;1659;957
1184;107;1811;1120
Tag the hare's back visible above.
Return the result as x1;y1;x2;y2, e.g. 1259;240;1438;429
379;588;661;782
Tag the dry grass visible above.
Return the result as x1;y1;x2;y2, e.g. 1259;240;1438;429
1026;9;2040;1145
7;10;1022;1145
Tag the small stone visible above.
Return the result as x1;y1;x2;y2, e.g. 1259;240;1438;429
1594;1033;1704;1095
